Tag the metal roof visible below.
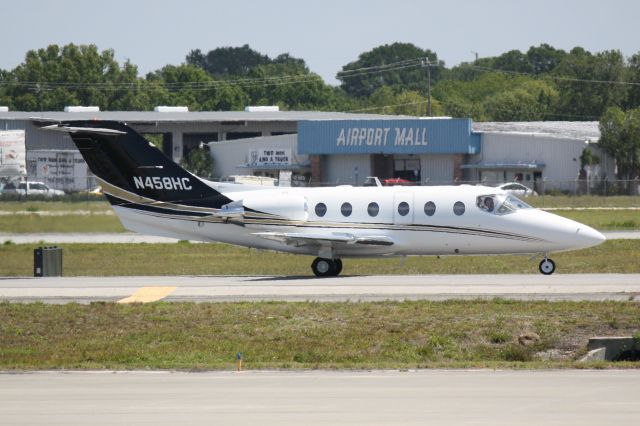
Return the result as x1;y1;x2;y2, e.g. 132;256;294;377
473;121;600;141
0;110;413;123
461;161;546;170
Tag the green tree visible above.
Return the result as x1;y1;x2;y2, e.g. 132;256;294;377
526;44;567;74
553;48;627;119
243;61;337;110
483;80;558;121
624;52;640;109
4;44;143;111
146;64;247;111
599;106;640;180
180;147;214;179
364;86;443;116
433;73;549;120
186;45;270;77
337;43;442;98
492;50;533;73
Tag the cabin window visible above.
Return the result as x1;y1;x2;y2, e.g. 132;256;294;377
424;201;436;216
341;202;353;217
315;203;327;217
453;201;465;216
367;202;380;217
397;202;410;216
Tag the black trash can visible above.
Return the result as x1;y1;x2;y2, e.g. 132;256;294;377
34;246;63;277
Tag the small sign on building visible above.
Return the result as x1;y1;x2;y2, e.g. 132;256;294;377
0;130;26;177
248;149;291;167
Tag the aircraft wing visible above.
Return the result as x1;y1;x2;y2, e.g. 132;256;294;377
252;231;394;246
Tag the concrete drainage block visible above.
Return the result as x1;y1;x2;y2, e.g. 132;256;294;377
579;336;640;362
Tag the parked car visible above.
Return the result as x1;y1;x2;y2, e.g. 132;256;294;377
383;177;413;186
362;176;382;187
2;181;65;197
495;182;538;197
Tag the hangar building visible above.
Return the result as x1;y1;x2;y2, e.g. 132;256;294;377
0;108;613;192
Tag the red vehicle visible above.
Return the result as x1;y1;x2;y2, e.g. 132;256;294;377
383;177;413;186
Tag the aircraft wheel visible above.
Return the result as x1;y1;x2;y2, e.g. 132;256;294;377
311;257;336;277
334;259;343;276
539;258;556;275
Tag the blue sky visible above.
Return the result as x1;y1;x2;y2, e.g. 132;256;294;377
1;0;638;84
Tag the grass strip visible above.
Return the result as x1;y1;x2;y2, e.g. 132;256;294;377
2;240;640;277
0;214;126;233
1;300;638;370
528;195;640;209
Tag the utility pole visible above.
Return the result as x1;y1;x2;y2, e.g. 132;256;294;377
422;59;432;117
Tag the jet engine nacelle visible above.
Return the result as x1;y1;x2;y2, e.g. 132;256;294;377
242;195;308;221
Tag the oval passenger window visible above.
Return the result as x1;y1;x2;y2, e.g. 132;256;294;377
315;203;327;217
453;201;465;216
367;202;379;217
424;201;436;216
341;202;353;217
397;201;410;216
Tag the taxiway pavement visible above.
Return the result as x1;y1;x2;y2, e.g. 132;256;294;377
1;274;639;303
1;370;638;425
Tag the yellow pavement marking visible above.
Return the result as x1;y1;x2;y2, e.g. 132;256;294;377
117;286;177;304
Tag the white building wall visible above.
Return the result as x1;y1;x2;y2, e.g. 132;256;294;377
209;134;303;178
476;133;614;190
133;121;297;162
420;155;454;184
323;155;371;185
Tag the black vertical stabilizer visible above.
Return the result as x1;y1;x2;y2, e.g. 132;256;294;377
52;120;231;208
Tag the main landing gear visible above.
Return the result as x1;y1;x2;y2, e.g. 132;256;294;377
538;256;556;275
311;257;343;277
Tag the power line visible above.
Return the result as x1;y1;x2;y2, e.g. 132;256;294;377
0;57;440;91
465;64;640;87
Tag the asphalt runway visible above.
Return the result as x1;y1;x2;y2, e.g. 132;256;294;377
0;230;638;244
1;274;639;303
1;370;638;425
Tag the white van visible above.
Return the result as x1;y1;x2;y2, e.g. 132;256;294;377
2;181;65;197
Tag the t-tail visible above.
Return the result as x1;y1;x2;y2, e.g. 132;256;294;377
43;120;232;209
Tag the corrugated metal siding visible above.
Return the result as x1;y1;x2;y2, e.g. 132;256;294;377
0;119;76;150
477;133;612;189
209;134;302;177
420;155;454;184
298;119;480;155
323;155;371;185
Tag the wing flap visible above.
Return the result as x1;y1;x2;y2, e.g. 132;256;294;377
252;231;394;246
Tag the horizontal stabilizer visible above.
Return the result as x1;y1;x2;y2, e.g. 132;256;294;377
41;124;127;135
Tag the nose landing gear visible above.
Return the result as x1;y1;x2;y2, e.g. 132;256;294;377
311;257;343;277
538;256;556;275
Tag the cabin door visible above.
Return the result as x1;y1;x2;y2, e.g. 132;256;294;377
393;192;414;225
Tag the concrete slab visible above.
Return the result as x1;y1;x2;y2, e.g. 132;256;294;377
1;370;639;426
1;274;639;303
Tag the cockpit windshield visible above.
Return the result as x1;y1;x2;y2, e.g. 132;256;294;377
476;194;531;215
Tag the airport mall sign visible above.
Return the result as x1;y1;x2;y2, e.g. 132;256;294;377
298;118;480;155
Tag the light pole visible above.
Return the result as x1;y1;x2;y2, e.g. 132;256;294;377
422;59;432;117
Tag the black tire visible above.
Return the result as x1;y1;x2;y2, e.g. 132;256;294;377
311;257;336;277
334;259;343;276
539;258;556;275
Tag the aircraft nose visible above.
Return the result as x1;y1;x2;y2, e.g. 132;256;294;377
572;225;606;249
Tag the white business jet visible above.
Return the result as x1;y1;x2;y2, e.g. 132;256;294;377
44;121;605;276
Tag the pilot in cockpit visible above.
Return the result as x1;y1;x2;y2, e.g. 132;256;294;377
483;196;494;212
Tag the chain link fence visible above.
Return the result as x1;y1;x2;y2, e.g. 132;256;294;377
1;173;639;202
